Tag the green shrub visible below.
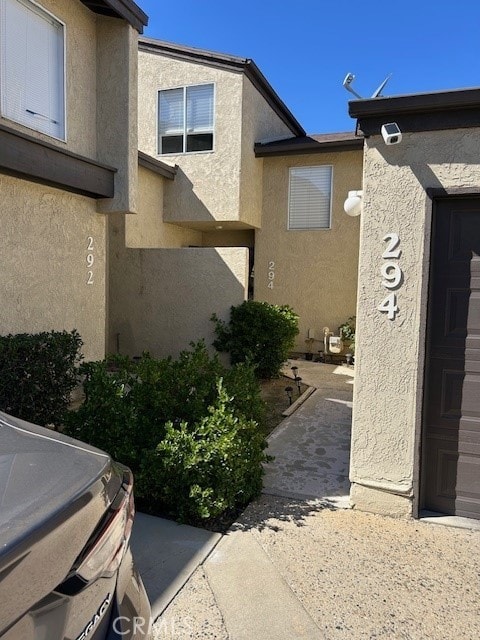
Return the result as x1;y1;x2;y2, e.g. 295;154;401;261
139;381;269;524
211;301;299;378
0;330;83;427
64;341;268;525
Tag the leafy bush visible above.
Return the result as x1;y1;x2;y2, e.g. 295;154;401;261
0;330;83;427
64;341;269;525
139;381;269;524
211;301;299;378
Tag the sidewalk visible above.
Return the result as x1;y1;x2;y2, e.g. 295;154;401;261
131;360;480;639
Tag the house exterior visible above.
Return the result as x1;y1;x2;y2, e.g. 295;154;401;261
254;133;363;352
108;38;362;358
348;89;480;521
0;0;147;360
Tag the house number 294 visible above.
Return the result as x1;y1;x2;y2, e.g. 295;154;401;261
267;261;275;289
377;233;402;320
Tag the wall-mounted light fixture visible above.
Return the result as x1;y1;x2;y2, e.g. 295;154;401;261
344;190;363;217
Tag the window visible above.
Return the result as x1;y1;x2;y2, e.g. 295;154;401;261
158;83;214;154
0;0;65;140
288;166;332;230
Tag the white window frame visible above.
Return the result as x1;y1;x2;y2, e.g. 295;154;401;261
0;0;66;141
287;165;333;230
157;82;215;156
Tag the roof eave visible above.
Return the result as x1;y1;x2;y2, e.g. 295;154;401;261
255;137;363;157
349;87;480;136
80;0;148;33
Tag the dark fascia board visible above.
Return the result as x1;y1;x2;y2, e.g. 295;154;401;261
0;124;116;198
349;87;480;136
80;0;148;33
255;135;364;157
138;38;305;138
138;151;177;179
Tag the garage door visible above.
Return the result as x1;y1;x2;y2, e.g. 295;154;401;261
423;197;480;519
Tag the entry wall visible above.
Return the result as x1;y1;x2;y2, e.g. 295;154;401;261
350;128;480;517
108;215;248;358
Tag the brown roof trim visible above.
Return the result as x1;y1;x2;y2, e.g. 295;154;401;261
349;87;480;136
138;38;305;138
255;132;363;157
0;124;116;198
138;151;177;179
80;0;148;33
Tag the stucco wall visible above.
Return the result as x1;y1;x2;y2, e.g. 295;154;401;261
96;18;139;214
239;76;296;228
138;51;244;225
255;150;363;353
0;174;106;361
125;166;202;248
108;214;248;358
350;128;480;517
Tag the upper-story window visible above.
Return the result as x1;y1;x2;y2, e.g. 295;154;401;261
0;0;65;140
288;166;333;230
158;83;214;155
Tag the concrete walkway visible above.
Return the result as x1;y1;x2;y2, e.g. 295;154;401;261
130;361;480;640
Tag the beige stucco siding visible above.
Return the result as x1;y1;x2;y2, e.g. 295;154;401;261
239;76;296;228
125;166;202;248
255;150;362;353
0;175;106;361
96;18;139;214
138;52;244;225
350;128;480;517
108;214;249;358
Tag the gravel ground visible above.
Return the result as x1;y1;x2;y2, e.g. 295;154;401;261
155;496;480;640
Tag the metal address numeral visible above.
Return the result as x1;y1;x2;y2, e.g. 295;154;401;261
378;234;402;320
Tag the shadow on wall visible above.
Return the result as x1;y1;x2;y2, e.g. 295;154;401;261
108;222;248;358
162;166;218;224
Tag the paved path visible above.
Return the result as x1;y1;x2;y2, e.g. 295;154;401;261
132;361;480;639
263;361;353;506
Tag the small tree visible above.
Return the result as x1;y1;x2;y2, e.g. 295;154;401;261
212;301;299;379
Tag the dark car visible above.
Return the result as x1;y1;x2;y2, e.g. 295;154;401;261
0;411;152;639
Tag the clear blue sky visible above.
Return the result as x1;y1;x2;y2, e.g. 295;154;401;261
139;0;480;134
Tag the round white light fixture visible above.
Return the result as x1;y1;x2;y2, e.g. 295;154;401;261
344;190;363;217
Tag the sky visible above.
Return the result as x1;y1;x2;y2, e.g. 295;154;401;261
138;0;480;134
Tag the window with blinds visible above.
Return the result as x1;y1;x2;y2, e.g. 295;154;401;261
158;83;214;154
288;166;333;230
0;0;65;140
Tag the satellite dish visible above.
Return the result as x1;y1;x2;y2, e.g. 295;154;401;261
342;72;393;99
371;73;393;98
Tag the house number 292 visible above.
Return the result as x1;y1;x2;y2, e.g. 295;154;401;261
86;236;95;285
377;233;402;320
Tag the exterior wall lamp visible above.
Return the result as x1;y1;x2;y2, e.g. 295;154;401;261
344;190;363;217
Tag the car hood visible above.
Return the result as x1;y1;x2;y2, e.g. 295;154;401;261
0;412;115;553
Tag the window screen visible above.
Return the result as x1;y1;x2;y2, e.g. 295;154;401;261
0;0;65;139
288;166;332;229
